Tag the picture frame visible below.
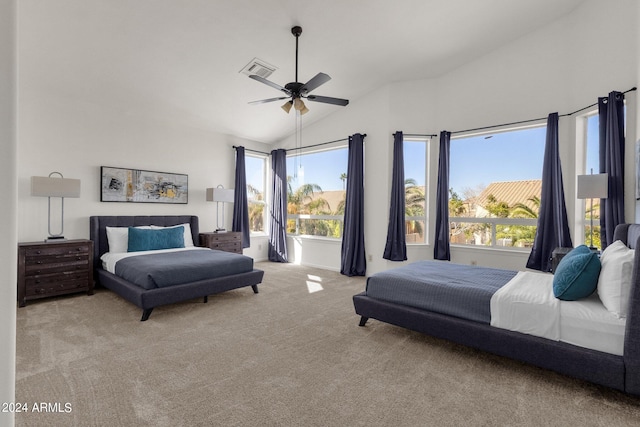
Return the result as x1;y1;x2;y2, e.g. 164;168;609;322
100;166;188;204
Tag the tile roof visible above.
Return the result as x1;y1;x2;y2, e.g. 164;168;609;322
474;179;542;210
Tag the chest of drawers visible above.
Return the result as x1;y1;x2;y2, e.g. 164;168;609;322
18;239;94;307
199;232;242;254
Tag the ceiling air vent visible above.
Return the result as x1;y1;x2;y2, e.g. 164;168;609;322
239;58;277;79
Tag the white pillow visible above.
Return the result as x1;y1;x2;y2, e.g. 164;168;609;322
597;240;635;318
150;223;195;247
105;225;152;253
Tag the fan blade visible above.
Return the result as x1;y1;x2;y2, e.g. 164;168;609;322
249;96;289;105
248;75;290;94
300;72;331;94
306;95;349;106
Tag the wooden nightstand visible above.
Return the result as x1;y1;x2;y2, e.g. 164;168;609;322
199;232;242;254
551;247;573;273
17;239;94;307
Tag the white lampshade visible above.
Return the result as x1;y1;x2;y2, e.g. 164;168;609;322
31;175;81;198
206;187;234;203
577;173;608;199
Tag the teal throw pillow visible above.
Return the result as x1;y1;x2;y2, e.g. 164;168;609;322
127;226;185;252
553;245;601;301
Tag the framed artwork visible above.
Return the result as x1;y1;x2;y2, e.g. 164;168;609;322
101;166;188;204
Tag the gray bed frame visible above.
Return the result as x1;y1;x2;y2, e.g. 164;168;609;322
90;215;264;321
353;223;640;395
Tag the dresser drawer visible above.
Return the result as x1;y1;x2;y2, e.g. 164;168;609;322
25;278;90;297
24;244;89;258
25;270;90;288
25;259;89;276
18;239;94;307
199;232;243;254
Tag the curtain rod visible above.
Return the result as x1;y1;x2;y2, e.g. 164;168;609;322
232;146;270;155
395;132;438;138
284;133;367;152
399;87;637;137
233;133;367;156
449;86;636;135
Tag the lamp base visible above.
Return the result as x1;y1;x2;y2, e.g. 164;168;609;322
214;229;227;233
45;235;66;242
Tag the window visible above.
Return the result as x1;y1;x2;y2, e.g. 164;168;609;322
245;154;267;233
404;138;429;244
286;147;348;238
580;106;626;248
448;126;546;249
583;113;601;247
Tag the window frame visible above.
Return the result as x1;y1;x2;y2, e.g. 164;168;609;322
285;144;349;240
448;124;546;251
403;137;430;245
245;153;268;236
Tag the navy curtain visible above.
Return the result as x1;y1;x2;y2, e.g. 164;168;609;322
433;131;451;261
268;149;288;262
383;132;407;261
341;133;366;276
598;91;625;249
232;146;250;249
526;113;572;271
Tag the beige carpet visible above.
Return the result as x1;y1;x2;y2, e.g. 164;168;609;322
15;262;640;426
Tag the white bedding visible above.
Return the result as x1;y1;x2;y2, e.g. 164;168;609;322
490;271;625;356
559;293;626;356
101;247;207;274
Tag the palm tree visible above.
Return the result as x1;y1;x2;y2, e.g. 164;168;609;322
501;195;540;247
405;178;425;238
510;196;540;218
247;184;264;232
340;172;347;190
286;178;335;236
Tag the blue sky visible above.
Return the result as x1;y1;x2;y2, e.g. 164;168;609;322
286;148;349;191
448;127;547;196
247;118;600;197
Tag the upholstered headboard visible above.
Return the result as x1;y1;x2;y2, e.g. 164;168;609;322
615;224;640;393
89;215;200;271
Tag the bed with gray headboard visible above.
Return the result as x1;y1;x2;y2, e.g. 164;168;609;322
354;223;640;395
90;215;264;321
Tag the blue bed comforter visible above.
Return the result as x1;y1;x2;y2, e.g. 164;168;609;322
114;249;254;290
365;261;517;324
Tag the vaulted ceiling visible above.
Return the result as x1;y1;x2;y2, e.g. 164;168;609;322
19;0;586;144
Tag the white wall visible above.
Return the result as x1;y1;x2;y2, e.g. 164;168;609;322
278;0;639;275
1;1;17;425
16;90;271;243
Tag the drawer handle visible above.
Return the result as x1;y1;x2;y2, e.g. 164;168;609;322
36;261;43;265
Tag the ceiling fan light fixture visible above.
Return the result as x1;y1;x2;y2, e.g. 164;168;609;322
300;105;309;115
281;100;293;113
293;98;305;111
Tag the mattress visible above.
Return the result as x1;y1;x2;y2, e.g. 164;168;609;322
101;247;254;290
559;294;626;356
367;261;625;355
366;260;517;324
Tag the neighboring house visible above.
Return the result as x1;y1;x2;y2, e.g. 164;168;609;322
452;180;542;247
473;180;542;218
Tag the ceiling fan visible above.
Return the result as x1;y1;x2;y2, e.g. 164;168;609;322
248;26;349;115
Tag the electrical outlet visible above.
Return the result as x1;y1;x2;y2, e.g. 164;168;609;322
258;244;262;250
368;254;373;262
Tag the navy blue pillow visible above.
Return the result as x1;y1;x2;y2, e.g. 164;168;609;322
553;245;601;301
127;226;185;252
